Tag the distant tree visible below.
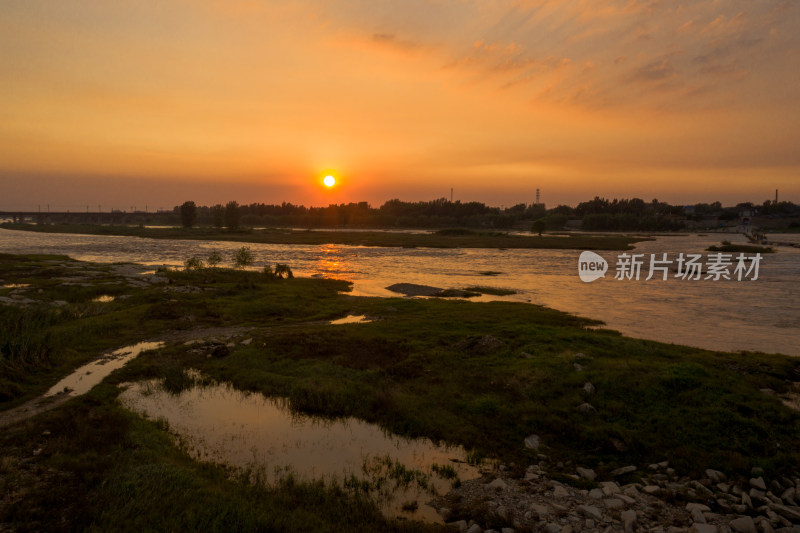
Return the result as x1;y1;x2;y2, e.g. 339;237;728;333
180;201;197;228
274;263;294;279
531;219;546;236
224;201;240;229
233;246;254;269
212;204;224;228
184;256;204;270
206;251;222;267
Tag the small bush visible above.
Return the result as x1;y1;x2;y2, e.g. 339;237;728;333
184;257;204;270
233;247;254;269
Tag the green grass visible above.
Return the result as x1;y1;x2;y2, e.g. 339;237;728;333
2;253;800;529
0;386;445;532
1;222;646;250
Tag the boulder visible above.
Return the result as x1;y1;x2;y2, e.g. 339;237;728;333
729;516;756;533
577;504;603;521
524;434;541;450
621;509;637;533
577;467;597;481
487;478;508;491
611;466;637;477
751;477;767;491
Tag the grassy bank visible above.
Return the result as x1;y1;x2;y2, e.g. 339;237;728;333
0;222;645;250
2;254;800;530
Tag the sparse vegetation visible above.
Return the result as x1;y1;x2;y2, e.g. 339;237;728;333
2;253;800;530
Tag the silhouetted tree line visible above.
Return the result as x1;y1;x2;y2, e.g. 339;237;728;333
172;196;798;231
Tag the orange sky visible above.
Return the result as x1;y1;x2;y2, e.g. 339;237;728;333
1;0;798;210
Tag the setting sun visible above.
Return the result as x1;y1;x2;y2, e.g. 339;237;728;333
323;175;336;188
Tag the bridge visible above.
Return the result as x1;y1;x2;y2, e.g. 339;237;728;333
0;210;175;225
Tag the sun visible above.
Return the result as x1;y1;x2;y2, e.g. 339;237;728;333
323;175;336;187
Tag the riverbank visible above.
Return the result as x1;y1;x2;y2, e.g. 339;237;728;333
1;253;799;531
0;223;646;250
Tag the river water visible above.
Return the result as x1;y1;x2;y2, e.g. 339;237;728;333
1;228;798;355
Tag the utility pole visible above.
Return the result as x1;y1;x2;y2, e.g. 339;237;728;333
776;189;779;205
450;187;453;202
536;188;540;205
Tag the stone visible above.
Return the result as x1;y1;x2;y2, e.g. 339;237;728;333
601;481;621;495
642;485;661;496
466;524;483;533
706;469;727;483
742;492;753;508
488;478;508;491
691;508;707;524
751;467;764;476
686;503;712;513
577;504;603;521
751;477;767;491
690;525;718;533
623;486;640;498
241;338;253;345
447;520;468;532
604;498;625;510
583;382;596;394
768;503;800;521
730;516;756;533
611;466;637;477
577;403;596;413
530;504;551;518
553;485;570;498
524;434;541;450
781;487;796;503
577;467;597;481
544;524;560;533
496;505;508;521
589;488;605;499
439;508;453;522
621;510;637;533
501;529;515;533
618;494;637;505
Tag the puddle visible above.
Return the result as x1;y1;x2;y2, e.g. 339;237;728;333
119;381;480;522
92;294;115;303
46;342;164;397
2;283;30;289
330;314;372;325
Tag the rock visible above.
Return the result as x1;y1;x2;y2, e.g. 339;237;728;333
488;478;508;491
781;487;796;502
623;486;640;498
686;503;712;513
386;283;444;297
611;466;637;477
621;509;637;533
768;503;800;521
583;382;596;394
618;494;637;505
577;504;603;521
447;520;468;532
573;362;584;371
577;467;597;481
501;529;515;533
544;524;560;533
600;481;621;495
241;338;253;345
706;469;727;483
742;492;753;509
524;434;541;450
691;507;707;524
751;467;764;476
553;485;570;498
729;516;756;533
439;507;453;522
530;503;551;518
751;477;767;491
642;485;661;496
604;498;625;510
589;488;605;499
577;403;596;413
466;524;483;533
690;525;718;533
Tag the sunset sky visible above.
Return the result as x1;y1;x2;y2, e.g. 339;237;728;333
1;0;798;210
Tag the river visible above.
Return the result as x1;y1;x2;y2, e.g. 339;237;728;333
1;228;798;356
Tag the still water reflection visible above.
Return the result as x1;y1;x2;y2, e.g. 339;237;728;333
119;380;480;522
1;228;797;355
